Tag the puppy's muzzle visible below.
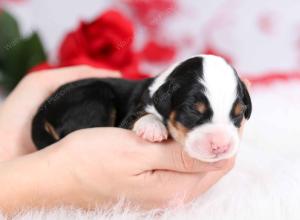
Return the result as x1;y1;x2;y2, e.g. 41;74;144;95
185;124;239;162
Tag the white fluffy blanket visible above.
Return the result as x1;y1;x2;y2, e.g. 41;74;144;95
2;82;300;220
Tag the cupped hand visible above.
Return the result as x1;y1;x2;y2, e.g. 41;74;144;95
0;66;250;212
54;79;251;210
53;127;235;210
0;66;120;160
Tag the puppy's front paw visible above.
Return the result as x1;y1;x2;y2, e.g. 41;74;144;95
133;114;168;142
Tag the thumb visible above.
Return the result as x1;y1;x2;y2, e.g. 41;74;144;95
144;140;232;173
33;65;121;91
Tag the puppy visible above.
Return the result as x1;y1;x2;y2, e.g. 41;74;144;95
32;55;252;162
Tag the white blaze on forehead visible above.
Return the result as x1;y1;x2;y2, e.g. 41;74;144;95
199;55;238;123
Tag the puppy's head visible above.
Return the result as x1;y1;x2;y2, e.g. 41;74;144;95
149;55;252;162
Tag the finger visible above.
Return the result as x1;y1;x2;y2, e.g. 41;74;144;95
175;167;233;205
31;65;121;92
9;66;121;120
143;140;234;173
89;128;232;174
33;65;121;78
134;170;203;209
189;158;235;199
135;161;234;209
153;158;234;207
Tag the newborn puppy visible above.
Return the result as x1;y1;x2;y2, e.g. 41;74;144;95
32;55;252;162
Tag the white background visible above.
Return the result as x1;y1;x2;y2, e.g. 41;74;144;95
4;0;300;75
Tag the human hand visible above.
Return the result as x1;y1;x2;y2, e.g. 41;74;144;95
57;86;253;210
0;66;120;161
51;127;235;210
0;69;250;213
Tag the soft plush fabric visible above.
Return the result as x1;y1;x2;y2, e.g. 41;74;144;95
0;81;299;219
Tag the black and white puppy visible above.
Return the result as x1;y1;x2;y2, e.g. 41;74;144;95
32;55;252;162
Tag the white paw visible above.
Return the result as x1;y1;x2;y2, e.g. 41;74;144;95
133;114;168;142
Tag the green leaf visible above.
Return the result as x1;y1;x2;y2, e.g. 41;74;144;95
23;33;47;70
0;11;47;93
0;32;47;92
0;10;21;62
0;68;4;83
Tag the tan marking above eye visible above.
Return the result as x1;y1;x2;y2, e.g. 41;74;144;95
195;102;207;114
44;121;60;141
234;102;246;116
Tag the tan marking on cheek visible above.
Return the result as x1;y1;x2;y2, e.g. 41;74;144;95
167;111;188;145
195;102;207;114
234;102;245;117
44;121;60;140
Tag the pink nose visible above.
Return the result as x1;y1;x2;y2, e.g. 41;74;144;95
211;143;230;154
208;133;231;155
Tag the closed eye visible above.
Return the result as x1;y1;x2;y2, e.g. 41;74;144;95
177;104;210;128
194;102;207;114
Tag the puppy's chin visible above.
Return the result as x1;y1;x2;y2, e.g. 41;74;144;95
183;123;240;162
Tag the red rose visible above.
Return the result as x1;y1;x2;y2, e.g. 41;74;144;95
141;41;176;62
29;62;54;73
59;9;149;79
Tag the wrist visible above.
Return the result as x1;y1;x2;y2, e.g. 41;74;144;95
0;142;86;216
55;135;112;208
0;129;20;161
50;140;99;208
0;130;36;161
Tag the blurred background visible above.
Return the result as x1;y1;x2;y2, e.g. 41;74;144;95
0;0;300;151
1;0;300;89
1;2;300;218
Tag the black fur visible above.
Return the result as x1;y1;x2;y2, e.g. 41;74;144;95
31;56;252;150
230;79;252;128
32;78;153;149
239;80;252;119
152;57;212;128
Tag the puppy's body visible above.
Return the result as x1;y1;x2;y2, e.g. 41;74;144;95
32;55;252;162
32;78;153;148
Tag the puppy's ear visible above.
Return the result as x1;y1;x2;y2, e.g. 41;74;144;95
240;80;252;119
152;81;178;118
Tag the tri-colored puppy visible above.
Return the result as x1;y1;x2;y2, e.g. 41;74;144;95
32;55;252;162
